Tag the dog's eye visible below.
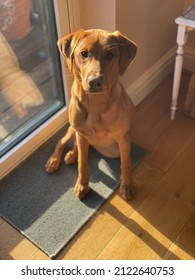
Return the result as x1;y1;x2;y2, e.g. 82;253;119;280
81;50;89;58
106;52;114;60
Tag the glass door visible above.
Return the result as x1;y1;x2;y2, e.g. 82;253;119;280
0;0;66;156
0;0;71;177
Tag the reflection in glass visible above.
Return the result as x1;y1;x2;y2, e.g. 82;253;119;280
0;0;65;156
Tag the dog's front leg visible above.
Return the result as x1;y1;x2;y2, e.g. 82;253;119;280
74;133;90;199
118;138;133;200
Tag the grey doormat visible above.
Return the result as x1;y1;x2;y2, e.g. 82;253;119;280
0;127;147;258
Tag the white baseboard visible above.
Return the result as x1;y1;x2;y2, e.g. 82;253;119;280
128;47;176;106
184;46;195;72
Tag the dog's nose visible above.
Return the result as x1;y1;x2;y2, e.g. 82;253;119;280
88;75;104;91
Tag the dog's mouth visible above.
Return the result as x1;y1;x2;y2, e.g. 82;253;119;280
88;87;104;93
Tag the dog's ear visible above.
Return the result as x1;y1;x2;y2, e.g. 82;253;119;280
113;31;137;76
57;29;84;72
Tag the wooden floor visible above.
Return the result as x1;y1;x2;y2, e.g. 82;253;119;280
0;71;195;260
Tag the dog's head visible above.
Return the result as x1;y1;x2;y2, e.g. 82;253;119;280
58;29;137;93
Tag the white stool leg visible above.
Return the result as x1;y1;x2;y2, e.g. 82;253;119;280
171;25;188;120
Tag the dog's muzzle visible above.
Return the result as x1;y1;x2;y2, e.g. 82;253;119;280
88;75;104;92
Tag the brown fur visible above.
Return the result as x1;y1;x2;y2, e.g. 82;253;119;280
46;29;137;200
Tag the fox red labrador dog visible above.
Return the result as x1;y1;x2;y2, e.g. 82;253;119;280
46;29;137;200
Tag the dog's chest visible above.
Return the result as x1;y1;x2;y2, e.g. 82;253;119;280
69;94;120;145
79;112;115;146
86;113;109;136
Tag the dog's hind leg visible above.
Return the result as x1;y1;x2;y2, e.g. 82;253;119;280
64;142;78;164
45;126;76;173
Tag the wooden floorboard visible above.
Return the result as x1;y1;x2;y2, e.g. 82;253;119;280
0;71;195;260
0;219;38;260
164;212;195;260
96;134;195;260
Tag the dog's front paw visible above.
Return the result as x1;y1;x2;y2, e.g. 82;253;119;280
119;182;133;201
74;181;90;199
45;157;61;173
